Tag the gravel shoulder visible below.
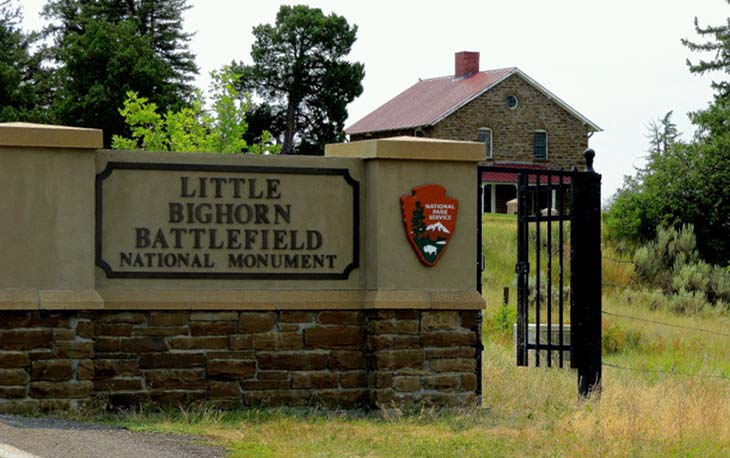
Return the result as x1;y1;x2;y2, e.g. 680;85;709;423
0;415;225;458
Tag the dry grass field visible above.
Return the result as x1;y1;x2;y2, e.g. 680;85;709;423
71;214;730;457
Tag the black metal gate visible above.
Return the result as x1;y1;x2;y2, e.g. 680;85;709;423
477;150;602;397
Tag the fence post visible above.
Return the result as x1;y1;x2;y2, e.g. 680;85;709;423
570;149;602;397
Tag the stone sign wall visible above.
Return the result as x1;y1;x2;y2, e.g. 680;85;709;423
0;123;485;411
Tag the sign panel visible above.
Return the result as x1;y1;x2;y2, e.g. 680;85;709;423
96;162;359;280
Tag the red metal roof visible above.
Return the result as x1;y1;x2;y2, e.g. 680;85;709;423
346;68;516;135
481;163;572;185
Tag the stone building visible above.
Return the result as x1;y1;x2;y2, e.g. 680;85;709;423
346;51;601;213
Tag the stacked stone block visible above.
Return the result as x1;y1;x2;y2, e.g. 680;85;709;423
0;310;480;412
367;310;479;407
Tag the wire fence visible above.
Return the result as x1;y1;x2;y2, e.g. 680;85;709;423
508;254;730;382
603;256;634;265
602;310;730;338
603;283;627;289
602;361;730;381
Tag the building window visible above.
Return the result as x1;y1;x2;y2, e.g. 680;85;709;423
533;130;548;160
506;95;519;109
477;128;493;159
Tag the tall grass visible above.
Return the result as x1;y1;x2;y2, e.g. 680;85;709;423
482;213;571;324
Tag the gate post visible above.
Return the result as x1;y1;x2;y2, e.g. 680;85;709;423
570;149;602;397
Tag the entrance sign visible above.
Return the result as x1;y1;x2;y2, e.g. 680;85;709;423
96;162;359;280
401;184;458;267
0;127;488;412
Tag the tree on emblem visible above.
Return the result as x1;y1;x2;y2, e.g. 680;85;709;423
411;201;426;238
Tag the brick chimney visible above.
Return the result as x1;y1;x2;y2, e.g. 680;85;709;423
455;51;480;78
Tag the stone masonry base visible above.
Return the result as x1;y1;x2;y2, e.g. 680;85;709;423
0;310;480;412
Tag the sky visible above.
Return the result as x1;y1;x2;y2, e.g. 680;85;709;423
18;0;729;201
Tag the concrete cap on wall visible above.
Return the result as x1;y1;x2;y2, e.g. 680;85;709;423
325;136;486;162
0;122;103;149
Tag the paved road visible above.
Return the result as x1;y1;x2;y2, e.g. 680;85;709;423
0;415;225;458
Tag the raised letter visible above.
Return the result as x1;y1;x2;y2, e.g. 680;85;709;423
180;177;196;198
169;203;184;223
135;228;151;248
273;204;291;224
273;230;288;250
290;230;305;250
211;177;226;198
266;179;281;199
195;203;213;224
254;204;270;224
120;252;133;267
151;229;169;249
229;254;244;268
248;178;264;199
208;229;224;249
307;230;323;250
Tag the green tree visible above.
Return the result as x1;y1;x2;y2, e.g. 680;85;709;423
682;5;730;100
43;0;198;145
0;0;50;122
606;3;730;265
605;107;730;264
605;112;693;251
236;5;364;155
112;67;280;155
646;111;680;161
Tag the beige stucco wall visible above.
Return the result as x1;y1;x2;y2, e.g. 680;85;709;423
0;125;486;311
0;147;96;290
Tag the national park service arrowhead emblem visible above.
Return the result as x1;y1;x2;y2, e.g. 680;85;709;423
401;184;458;267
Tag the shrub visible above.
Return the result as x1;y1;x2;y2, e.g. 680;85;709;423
492;302;516;332
602;321;643;354
667;289;707;315
628;224;730;314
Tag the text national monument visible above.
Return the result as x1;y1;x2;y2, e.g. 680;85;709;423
0;123;485;412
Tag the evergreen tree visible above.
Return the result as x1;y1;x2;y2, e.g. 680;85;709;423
42;0;197;145
647;111;680;159
0;0;50;122
235;5;364;155
682;4;730;101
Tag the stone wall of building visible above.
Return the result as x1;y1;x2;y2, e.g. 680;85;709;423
0;310;480;412
350;74;591;170
429;74;590;169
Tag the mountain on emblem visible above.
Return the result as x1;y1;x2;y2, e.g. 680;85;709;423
400;184;459;267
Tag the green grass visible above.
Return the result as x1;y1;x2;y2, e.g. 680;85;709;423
482;213;571;324
67;213;730;457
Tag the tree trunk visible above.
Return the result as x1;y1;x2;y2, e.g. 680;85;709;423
282;97;297;155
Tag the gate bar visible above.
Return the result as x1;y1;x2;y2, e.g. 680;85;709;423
547;172;553;367
570;149;602;396
535;173;541;367
558;172;565;368
516;173;528;366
